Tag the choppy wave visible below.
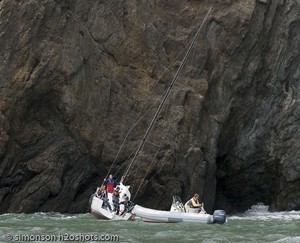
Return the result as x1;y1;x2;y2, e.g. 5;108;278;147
0;212;92;221
274;236;300;243
230;203;300;221
1;209;299;243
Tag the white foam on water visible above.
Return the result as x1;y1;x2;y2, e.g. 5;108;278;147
274;236;300;243
32;212;91;220
230;203;300;221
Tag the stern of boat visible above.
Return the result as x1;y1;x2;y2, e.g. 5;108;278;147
90;196;113;220
207;210;227;224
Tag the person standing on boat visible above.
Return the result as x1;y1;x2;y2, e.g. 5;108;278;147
112;186;120;214
92;185;112;212
104;174;116;209
104;174;116;193
184;194;202;212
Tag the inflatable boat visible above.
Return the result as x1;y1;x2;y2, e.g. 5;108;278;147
132;196;226;224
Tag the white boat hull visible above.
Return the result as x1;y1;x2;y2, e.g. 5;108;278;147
90;196;133;221
133;205;226;224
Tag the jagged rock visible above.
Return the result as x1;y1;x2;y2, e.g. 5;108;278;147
0;0;299;213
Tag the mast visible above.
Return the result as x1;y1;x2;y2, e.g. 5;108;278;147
123;8;212;179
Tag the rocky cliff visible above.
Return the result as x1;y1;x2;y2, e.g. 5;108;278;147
0;0;299;214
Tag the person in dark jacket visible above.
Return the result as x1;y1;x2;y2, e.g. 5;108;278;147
112;186;120;214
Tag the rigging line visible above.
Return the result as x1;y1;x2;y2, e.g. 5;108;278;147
129;144;160;196
132;148;167;201
104;58;179;181
136;161;165;193
128;165;140;194
125;153;147;194
113;146;138;177
125;87;174;184
104;9;209;181
132;140;163;200
104;28;195;180
131;101;177;199
132;112;180;200
104;42;189;180
130;111;179;197
132;165;163;201
103;89;168;181
123;7;213;180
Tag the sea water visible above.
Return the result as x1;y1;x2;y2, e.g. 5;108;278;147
0;204;300;242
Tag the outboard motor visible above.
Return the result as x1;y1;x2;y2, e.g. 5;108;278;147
212;210;227;224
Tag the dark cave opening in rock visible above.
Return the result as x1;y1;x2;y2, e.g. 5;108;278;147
215;154;272;213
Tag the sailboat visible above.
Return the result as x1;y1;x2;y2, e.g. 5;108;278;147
90;7;226;224
90;179;134;220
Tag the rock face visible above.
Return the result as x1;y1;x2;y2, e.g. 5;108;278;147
0;0;299;213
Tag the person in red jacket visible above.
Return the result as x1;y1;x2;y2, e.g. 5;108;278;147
105;174;116;193
104;174;116;209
